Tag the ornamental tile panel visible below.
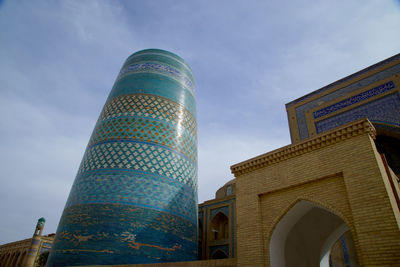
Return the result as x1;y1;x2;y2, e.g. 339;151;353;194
315;93;400;133
48;49;198;266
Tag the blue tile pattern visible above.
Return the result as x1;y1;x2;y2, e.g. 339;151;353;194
47;49;197;266
98;94;196;137
286;53;400;107
340;235;351;267
77;141;197;189
210;206;229;219
48;204;197;265
117;62;195;96
66;169;197;222
313;81;395;119
293;63;400;139
198;198;235;260
125;50;195;82
316;93;400;133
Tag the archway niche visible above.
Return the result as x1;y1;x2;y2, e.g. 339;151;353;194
270;200;358;267
210;212;229;241
16;251;27;267
10;252;19;267
211;249;228;259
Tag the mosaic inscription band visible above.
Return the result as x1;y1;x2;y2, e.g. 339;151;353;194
47;49;198;266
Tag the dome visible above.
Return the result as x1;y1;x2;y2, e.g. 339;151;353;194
215;178;236;199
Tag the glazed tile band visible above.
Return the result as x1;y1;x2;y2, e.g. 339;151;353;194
47;49;198;266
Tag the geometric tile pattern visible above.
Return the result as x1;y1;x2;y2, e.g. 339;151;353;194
108;60;196;118
47;49;198;266
98;94;197;138
89;93;197;161
77;141;197;190
66;169;197;222
316;93;400;134
313;81;395;119
210;206;229;219
89;116;196;161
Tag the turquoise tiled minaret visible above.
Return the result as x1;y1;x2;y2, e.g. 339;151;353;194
47;49;197;266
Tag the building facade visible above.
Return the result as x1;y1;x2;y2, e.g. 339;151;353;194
286;54;400;176
0;218;54;267
198;180;236;260
46;49;198;266
230;53;400;266
3;52;399;267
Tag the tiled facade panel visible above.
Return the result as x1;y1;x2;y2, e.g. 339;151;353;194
198;198;235;260
210;206;229;218
313;81;395;119
316;92;400;134
289;56;400;140
108;73;196;117
47;49;197;266
48;204;197;265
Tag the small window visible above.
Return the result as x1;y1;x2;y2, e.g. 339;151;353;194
226;185;232;196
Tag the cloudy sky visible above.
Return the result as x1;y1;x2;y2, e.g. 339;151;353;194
0;0;399;244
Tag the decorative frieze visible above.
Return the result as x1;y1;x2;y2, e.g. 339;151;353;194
231;119;376;176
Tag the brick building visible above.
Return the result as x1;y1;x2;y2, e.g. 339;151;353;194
198;53;400;266
229;53;400;266
2;53;399;267
0;218;54;267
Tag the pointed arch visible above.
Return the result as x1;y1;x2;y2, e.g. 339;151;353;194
269;199;358;267
9;252;18;267
210;212;229;241
16;250;27;267
211;249;228;259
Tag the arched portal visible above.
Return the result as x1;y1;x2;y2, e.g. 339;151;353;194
210;212;229;241
270;200;358;267
3;253;11;267
211;249;228;259
0;254;6;267
9;252;18;267
16;250;27;267
12;252;20;267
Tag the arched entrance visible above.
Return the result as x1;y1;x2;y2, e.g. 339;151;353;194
210;212;229;241
16;250;27;267
211;249;228;259
270;200;358;267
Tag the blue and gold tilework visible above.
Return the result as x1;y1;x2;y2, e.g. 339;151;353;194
316;92;400;134
287;56;400;140
47;49;198;266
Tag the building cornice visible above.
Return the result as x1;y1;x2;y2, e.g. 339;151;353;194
231;118;376;177
0;238;31;250
198;195;236;208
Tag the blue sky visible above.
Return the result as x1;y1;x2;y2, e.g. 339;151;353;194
0;0;399;244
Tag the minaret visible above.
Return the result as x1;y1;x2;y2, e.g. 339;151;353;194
25;217;45;266
47;49;198;266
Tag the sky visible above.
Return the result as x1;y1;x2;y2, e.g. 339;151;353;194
0;0;399;244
